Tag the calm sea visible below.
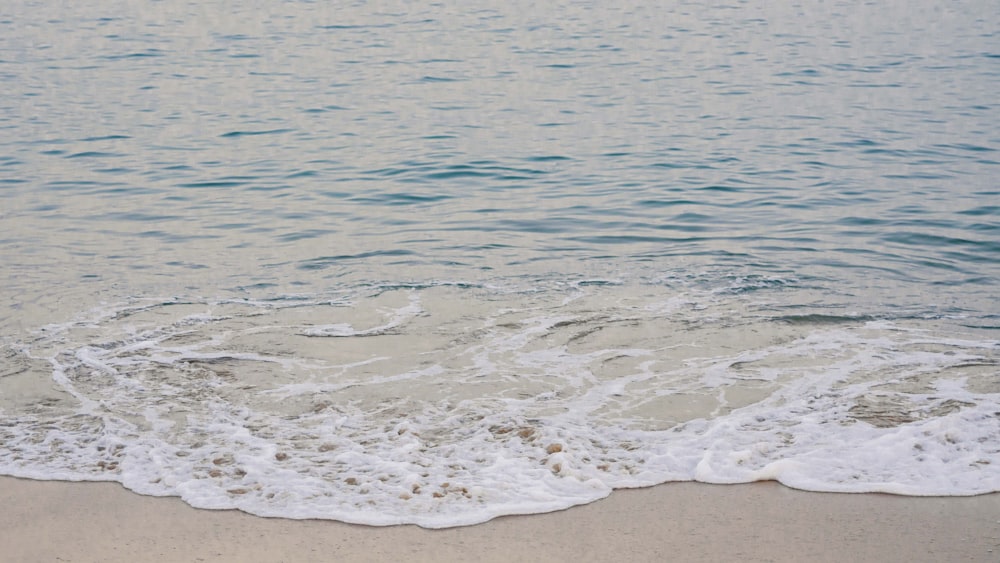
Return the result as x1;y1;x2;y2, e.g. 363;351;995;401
1;1;998;527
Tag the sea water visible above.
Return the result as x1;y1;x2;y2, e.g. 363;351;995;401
0;1;997;528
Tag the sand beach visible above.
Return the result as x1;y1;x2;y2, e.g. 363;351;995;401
2;476;997;562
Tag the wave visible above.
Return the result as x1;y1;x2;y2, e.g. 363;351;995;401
1;281;997;528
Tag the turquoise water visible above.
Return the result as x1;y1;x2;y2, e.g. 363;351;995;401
1;1;998;527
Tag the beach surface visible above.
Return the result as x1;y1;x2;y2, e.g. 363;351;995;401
1;476;997;562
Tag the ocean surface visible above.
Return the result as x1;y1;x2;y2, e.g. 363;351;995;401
1;1;998;528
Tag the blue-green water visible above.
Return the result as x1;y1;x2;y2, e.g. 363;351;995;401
1;1;998;527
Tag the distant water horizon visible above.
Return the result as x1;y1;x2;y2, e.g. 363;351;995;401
1;0;997;527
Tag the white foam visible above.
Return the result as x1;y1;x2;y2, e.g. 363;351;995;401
299;294;422;337
0;285;997;528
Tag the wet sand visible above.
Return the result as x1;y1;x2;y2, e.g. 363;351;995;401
1;476;997;562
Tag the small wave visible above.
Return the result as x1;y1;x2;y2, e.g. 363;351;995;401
1;283;996;527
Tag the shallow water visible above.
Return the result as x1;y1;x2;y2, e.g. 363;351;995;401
1;1;998;527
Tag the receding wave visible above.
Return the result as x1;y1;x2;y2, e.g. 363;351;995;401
1;282;996;528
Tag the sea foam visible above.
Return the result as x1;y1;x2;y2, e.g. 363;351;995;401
0;283;997;528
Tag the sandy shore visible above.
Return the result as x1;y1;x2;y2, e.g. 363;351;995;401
1;476;997;562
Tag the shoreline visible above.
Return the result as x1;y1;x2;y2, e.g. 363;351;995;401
1;476;997;562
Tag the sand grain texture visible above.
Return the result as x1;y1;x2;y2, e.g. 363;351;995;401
1;477;998;562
